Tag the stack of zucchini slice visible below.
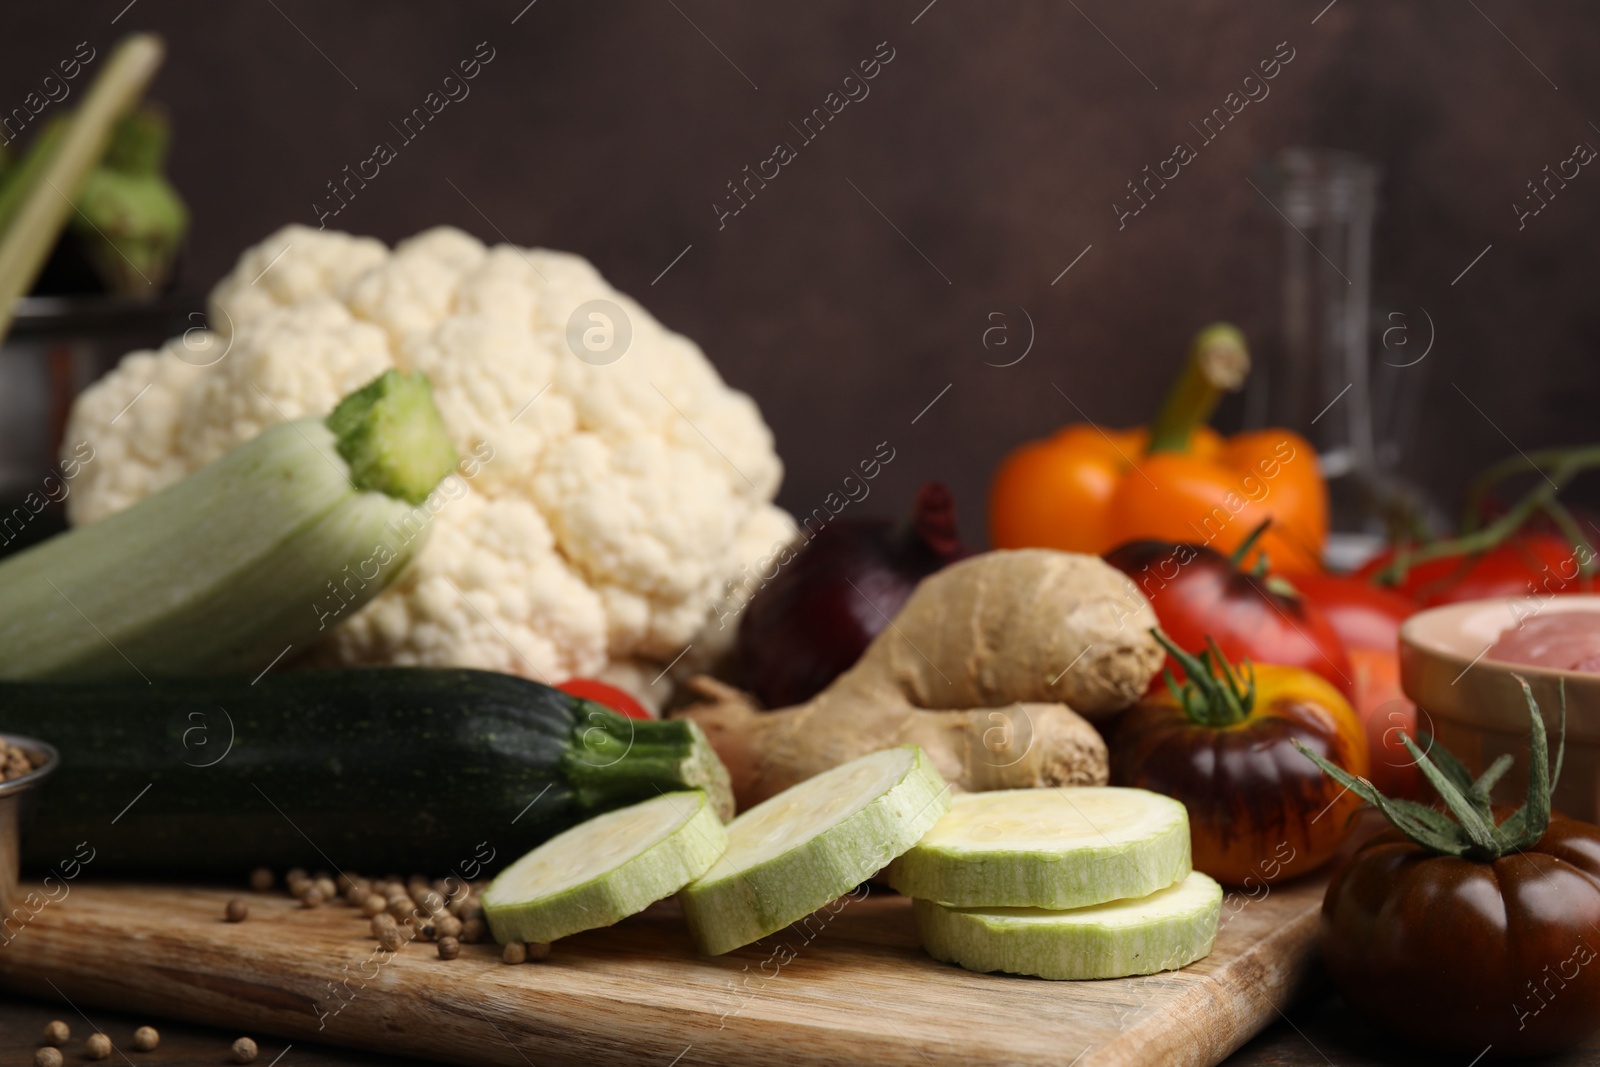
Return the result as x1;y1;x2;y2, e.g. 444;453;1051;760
886;788;1221;980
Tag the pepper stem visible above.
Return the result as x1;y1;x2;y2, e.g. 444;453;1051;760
1151;628;1255;728
1146;323;1251;455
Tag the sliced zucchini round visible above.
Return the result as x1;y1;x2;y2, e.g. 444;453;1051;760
679;745;950;956
914;870;1223;980
884;786;1191;909
483;789;727;945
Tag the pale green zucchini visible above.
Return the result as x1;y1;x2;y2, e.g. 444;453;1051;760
679;745;950;956
484;790;729;945
0;370;456;680
914;870;1223;980
884;787;1191;909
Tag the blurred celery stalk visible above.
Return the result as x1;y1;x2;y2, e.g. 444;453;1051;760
0;33;165;341
71;106;189;297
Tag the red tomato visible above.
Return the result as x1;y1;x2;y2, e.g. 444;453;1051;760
1291;571;1421;796
1105;539;1355;700
1357;532;1595;608
1288;571;1413;652
557;678;652;720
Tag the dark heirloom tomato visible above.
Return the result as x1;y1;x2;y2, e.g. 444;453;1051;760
1105;533;1354;700
1323;816;1600;1056
1111;633;1368;886
1299;679;1600;1057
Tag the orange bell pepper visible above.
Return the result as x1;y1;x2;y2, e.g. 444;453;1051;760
989;324;1328;573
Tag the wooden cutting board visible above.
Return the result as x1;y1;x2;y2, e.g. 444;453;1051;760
0;876;1325;1067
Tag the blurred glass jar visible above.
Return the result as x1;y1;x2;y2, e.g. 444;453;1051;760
1249;149;1443;568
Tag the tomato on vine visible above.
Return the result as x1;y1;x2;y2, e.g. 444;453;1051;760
1297;681;1600;1057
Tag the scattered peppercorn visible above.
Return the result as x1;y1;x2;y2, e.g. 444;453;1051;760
313;876;338;901
41;1020;69;1045
525;941;552;961
386;897;415;921
33;1048;62;1067
502;941;527;965
299;887;325;909
85;1033;111;1060
360;893;387;918
371;913;405;952
459;917;486;944
248;867;274;893
437;936;461;960
231;1036;258;1064
131;1026;159;1052
225;898;249;923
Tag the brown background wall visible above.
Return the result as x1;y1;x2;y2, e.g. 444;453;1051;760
5;0;1598;544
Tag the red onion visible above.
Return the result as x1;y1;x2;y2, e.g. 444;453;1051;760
735;482;969;708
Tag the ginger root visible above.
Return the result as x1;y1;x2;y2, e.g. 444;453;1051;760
679;549;1163;809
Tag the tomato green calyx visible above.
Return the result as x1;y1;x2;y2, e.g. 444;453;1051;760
1152;628;1255;728
1229;518;1273;568
1146;323;1250;455
1295;676;1567;861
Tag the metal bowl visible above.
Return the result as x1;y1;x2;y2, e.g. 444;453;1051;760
0;734;59;915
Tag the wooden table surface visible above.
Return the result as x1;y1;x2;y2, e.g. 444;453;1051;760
3;980;1598;1067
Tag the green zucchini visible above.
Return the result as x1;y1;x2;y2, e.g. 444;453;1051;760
0;369;456;681
0;668;733;876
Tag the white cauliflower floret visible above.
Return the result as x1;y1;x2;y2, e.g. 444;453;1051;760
209;226;387;331
63;223;793;682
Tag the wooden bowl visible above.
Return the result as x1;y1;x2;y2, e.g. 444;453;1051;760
1400;595;1600;821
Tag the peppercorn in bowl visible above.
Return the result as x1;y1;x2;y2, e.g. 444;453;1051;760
0;733;59;916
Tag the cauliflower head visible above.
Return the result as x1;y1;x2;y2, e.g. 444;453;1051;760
63;224;795;684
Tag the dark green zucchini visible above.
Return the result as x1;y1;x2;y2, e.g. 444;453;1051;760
0;668;732;877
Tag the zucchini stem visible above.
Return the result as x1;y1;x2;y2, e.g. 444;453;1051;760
561;704;734;821
326;370;458;504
